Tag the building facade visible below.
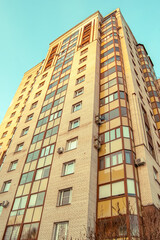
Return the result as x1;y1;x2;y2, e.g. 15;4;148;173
0;8;160;240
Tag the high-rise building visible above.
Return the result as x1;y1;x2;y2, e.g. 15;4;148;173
0;8;160;240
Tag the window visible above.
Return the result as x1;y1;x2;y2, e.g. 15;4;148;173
26;150;40;162
76;75;85;84
20;171;34;185
53;222;68;240
53;96;65;107
1;131;7;138
99;184;110;199
49;81;58;89
38;81;45;88
0;143;2;149
35;91;41;98
62;65;71;74
15;143;24;152
1;180;11;192
27;74;32;79
45;91;55;101
100;66;116;79
123;126;130;138
8;160;18;171
112;181;125;196
77;65;86;74
63;161;75;176
42;73;48;79
30;101;38;110
66;138;78;151
79;56;87;64
14;103;20;109
74;88;84;97
18;95;23;100
13;196;28;210
64;57;73;65
45;125;59;138
153;167;159;181
127;179;136;195
58;188;72;206
21;88;26;93
26;113;34;122
102;127;121;143
80;48;88;55
21;127;29;136
72;102;82;112
29;192;45;207
56;84;67;95
101;107;119;122
41;103;52;113
35;166;50;180
32;132;44;143
125;150;132;164
4;226;20;240
59;74;70;83
50;110;62;121
37;116;48;128
21;223;39;240
40;144;55;157
69;118;80;130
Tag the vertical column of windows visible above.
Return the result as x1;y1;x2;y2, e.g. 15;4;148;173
97;14;140;239
137;45;160;134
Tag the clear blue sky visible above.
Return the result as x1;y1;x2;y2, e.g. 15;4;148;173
0;0;160;124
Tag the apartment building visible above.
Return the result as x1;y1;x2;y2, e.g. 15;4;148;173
0;8;160;240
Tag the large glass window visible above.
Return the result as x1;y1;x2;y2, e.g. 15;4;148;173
13;196;28;210
50;110;62;121
99;184;111;199
37;116;48;128
112;181;125;196
4;226;20;240
40;144;55;157
127;179;136;195
45;126;59;138
20;171;34;185
35;166;50;180
29;192;45;207
21;223;39;240
41;103;52;113
27;150;40;162
123;126;130;138
32;132;44;143
53;96;65;107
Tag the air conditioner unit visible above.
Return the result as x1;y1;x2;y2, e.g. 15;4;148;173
0;200;9;208
95;114;104;125
135;158;145;167
94;138;101;150
57;147;64;154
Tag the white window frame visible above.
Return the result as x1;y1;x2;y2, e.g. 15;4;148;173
66;138;78;151
69;118;80;130
75;88;84;97
63;161;75;176
53;222;68;240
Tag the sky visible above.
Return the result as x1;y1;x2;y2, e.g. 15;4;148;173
0;0;160;124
